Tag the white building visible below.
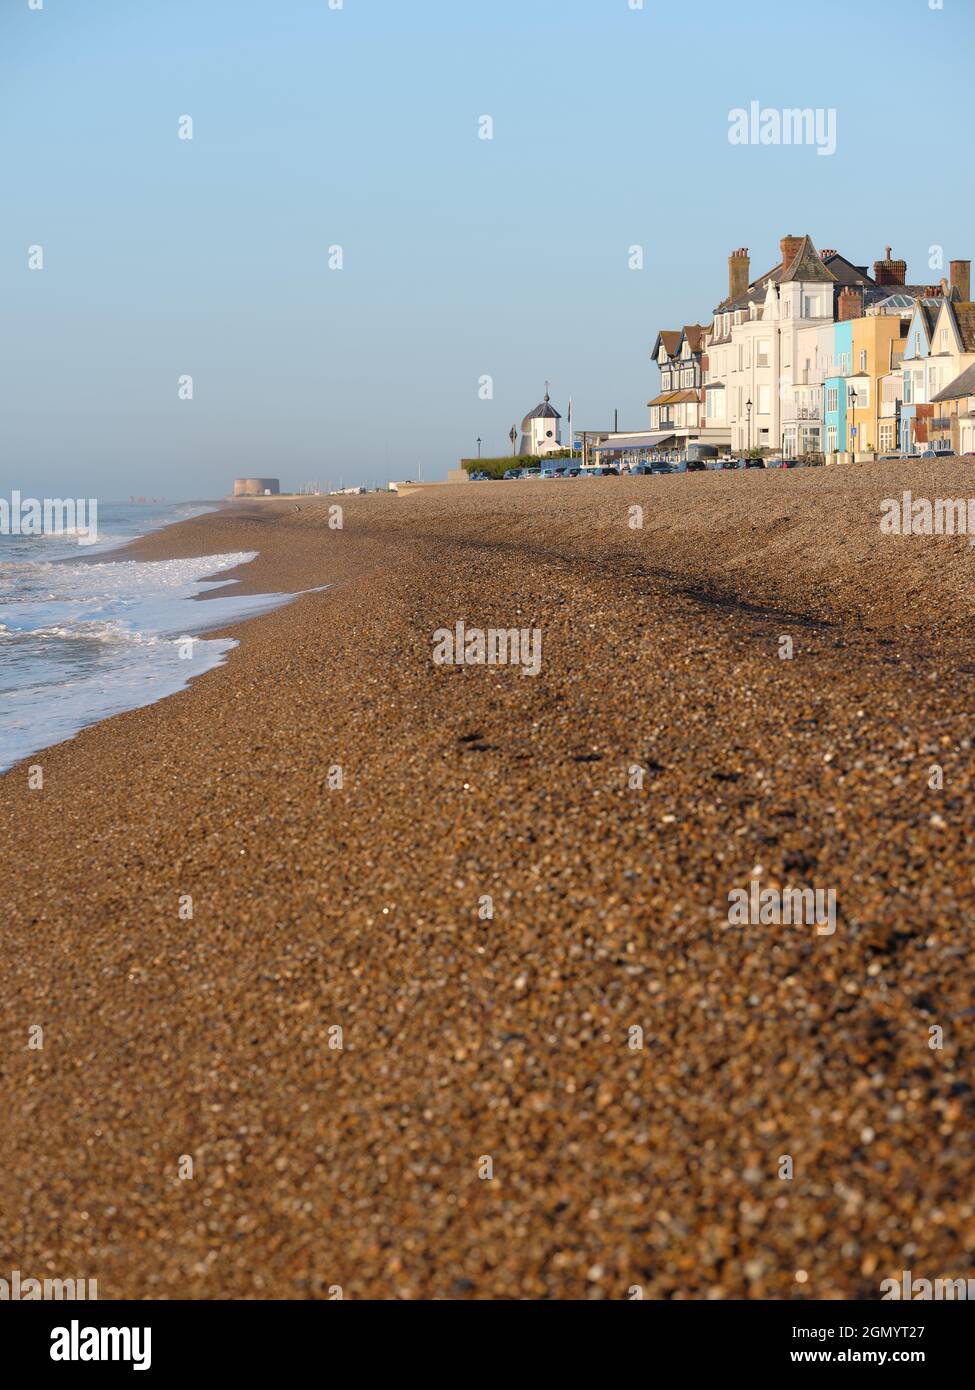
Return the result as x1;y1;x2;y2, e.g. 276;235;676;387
705;236;876;456
520;387;562;456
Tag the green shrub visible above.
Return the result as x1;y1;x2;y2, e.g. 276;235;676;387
460;456;540;480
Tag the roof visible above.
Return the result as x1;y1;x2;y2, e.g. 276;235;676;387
523;392;561;421
647;390;700;406
932;360;975;402
821;252;874;287
781;235;837;285
714;264;780;315
712;242;877;319
949;302;975;352
678;324;706;353
915;301;941;340
593;432;676;452
651;330;682;359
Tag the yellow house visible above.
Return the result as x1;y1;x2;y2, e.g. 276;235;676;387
851;314;909;454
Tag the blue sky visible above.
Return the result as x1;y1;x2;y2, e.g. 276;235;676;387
2;0;972;497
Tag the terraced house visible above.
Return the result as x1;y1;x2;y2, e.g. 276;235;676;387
650;235;966;461
900;263;974;455
930;362;975;456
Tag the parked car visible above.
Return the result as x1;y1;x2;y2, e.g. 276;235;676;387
589;466;620;477
650;464;675;475
564;467;582;477
469;470;490;481
781;459;802;468
686;460;707;472
502;468;521;480
686;444;719;464
745;458;766;469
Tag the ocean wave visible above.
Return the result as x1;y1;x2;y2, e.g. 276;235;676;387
0;546;315;772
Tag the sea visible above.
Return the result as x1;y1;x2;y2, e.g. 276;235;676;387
0;501;302;774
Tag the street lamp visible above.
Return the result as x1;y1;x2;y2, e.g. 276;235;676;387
848;386;858;459
476;437;482;459
746;398;753;453
509;425;517;457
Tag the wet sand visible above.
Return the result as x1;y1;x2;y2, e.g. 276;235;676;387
2;462;974;1299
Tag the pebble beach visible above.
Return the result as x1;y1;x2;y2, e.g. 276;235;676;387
2;461;974;1300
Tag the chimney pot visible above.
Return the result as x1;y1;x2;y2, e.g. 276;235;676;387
950;259;972;302
728;247;750;302
838;285;864;322
873;247;907;287
780;235;804;272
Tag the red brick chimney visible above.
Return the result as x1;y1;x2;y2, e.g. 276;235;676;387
950;259;971;302
780;235;804;272
728;247;750;301
838;286;864;322
873;245;908;286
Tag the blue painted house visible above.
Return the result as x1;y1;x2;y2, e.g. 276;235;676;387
823;320;853;453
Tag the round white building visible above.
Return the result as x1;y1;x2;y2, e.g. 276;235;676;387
520;387;562;456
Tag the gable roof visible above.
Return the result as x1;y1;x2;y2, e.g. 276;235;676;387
678;324;706;353
820;253;874;287
931;360;975;402
917;301;941;339
651;330;682;360
948;302;975;353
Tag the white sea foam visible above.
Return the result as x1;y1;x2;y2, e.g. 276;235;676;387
0;548;312;772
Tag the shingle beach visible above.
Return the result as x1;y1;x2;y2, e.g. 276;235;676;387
2;463;973;1299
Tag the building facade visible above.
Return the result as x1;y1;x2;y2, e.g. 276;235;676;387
648;237;972;463
520;388;562;456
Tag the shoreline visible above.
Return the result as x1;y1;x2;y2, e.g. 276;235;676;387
2;465;975;1298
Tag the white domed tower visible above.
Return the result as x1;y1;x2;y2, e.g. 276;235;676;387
520;384;562;456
